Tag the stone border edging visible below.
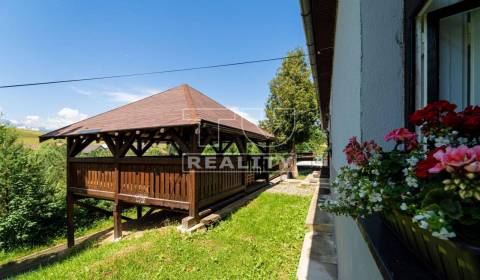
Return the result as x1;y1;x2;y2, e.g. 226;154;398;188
297;178;338;280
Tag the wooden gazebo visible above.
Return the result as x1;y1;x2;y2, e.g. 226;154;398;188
40;84;274;247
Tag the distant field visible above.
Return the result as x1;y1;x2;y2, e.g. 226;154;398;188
13;128;43;148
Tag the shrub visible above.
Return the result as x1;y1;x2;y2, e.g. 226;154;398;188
0;127;109;250
0;126;62;249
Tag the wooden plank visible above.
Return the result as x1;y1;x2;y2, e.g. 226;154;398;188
127;168;132;194
180;173;185;200
117;194;189;209
198;184;245;209
75;201;132;221
169;169;174;200
160;166;164;199
69;187;115;200
175;173;180;201
68;156;183;165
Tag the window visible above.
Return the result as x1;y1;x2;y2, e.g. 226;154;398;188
416;0;480;109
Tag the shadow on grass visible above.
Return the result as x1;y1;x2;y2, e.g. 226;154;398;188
1;209;184;278
6;180;282;278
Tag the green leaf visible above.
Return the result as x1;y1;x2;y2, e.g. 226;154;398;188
439;200;463;219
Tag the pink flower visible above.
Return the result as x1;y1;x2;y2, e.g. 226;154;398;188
465;145;480;172
343;137;381;166
429;145;477;173
465;162;480;173
384;128;416;142
472;145;480;158
384;128;417;151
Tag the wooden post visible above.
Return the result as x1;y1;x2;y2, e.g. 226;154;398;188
136;205;142;220
113;202;122;239
265;142;270;182
66;137;75;248
66;191;75;248
237;138;247;192
182;128;199;230
113;134;123;239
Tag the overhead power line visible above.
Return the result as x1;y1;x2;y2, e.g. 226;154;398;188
0;54;307;89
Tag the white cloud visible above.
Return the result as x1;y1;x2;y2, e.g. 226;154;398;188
24;115;40;126
14;108;88;130
71;86;162;104
228;107;263;125
104;91;146;103
70;86;93;96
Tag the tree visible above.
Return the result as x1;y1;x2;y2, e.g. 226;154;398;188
296;126;328;157
0;126;60;249
260;48;319;178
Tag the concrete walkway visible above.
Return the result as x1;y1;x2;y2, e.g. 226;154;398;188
266;174;317;197
297;175;338;280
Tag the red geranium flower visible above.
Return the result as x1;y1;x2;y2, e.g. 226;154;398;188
415;147;444;178
457;106;480;136
384;128;418;151
408;100;457;132
416;156;438;178
343;137;381;166
441;111;460;128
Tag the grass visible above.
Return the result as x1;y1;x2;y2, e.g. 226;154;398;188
296;170;311;180
11;128;43;148
16;193;310;279
0;218;113;265
0;209;143;265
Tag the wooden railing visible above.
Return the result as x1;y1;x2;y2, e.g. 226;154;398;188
68;156;259;211
196;157;245;208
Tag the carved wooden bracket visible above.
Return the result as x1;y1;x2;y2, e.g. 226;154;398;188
68;137;94;157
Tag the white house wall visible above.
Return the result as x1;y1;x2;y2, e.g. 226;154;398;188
330;0;406;279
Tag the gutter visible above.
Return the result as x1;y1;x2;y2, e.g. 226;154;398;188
300;0;323;128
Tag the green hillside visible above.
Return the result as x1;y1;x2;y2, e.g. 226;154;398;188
13;128;43;148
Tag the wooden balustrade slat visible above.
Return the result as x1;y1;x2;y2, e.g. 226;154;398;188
69;156;252;208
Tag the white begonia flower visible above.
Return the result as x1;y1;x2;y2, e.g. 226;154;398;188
406;156;419;166
406;176;418;188
400;203;407;211
458;137;468;145
419;220;429;229
368;193;382;203
432;227;455;240
434;136;450;147
403;168;409;176
424;211;433;219
413;214;424;221
372;169;380;176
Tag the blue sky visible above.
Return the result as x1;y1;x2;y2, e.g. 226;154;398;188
0;1;307;131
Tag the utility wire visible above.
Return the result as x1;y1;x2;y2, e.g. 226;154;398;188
0;54;307;89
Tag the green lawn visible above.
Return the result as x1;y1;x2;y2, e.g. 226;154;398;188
296;169;311;180
13;128;43;148
0;218;113;265
0;208;144;265
16;193;310;279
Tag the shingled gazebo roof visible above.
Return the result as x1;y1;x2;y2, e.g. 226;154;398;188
40;84;273;141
